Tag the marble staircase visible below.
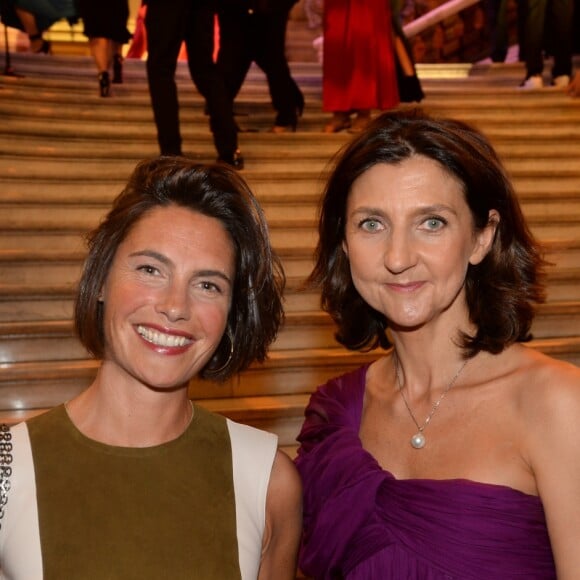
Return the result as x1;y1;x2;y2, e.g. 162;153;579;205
0;51;579;452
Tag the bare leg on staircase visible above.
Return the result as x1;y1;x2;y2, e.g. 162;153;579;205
89;37;114;96
14;8;51;54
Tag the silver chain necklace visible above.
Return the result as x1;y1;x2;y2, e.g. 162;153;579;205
394;354;469;449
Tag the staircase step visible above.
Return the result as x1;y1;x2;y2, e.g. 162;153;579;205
0;359;98;412
0;262;82;288
544;269;580;301
0;232;85;251
542;239;580;268
0;298;73;322
0;320;87;362
531;302;580;338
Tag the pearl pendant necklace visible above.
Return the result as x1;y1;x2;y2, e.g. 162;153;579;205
394;354;469;450
410;432;426;449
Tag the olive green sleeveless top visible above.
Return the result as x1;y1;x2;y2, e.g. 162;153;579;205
0;404;277;580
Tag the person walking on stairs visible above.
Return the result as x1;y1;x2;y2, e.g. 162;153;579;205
76;0;131;96
217;0;305;133
519;0;573;88
145;0;243;169
1;0;77;53
321;0;423;134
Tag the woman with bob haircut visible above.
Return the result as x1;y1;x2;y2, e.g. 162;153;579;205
295;108;580;578
1;156;302;579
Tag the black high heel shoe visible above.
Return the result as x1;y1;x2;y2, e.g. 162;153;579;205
113;54;123;84
270;122;296;134
217;149;244;170
296;90;305;118
98;71;111;97
271;94;304;133
29;33;51;55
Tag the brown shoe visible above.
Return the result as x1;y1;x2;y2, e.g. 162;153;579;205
348;110;371;133
324;112;351;133
270;124;297;134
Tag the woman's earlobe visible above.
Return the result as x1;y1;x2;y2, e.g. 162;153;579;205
470;210;500;265
486;210;501;249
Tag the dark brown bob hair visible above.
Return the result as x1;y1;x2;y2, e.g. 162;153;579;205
75;156;285;381
310;108;546;357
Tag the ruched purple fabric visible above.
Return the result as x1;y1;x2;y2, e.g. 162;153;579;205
295;365;556;579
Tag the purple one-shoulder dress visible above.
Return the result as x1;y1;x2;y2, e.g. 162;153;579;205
295;365;556;579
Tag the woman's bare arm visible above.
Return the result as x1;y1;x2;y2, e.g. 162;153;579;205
528;360;580;578
258;450;303;580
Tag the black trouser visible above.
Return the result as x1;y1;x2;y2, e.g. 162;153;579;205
145;0;238;158
523;0;573;77
218;9;304;127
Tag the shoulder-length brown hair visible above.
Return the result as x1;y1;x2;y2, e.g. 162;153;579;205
75;156;285;381
310;108;546;357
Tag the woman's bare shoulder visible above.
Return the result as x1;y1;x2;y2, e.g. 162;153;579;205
507;344;580;434
512;345;580;392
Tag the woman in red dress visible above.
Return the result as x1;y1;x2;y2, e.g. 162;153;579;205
323;0;423;133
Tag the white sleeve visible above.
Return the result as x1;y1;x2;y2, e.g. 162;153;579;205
0;422;43;580
226;419;277;580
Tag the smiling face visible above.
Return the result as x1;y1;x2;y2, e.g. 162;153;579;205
342;156;497;333
99;205;235;391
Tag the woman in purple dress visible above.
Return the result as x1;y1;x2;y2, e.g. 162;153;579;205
295;108;580;579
